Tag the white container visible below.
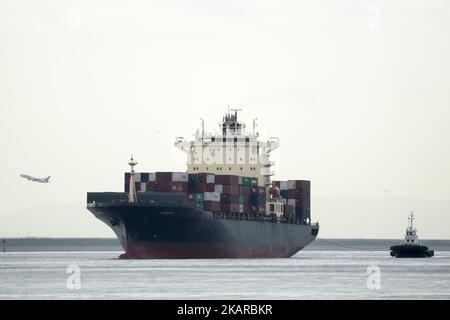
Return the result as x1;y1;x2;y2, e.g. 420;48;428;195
134;173;141;182
287;180;296;190
239;204;244;213
206;174;215;184
140;182;146;192
172;172;188;182
214;184;223;193
148;172;156;182
280;181;288;190
288;199;296;207
204;192;212;201
281;198;287;205
211;192;221;202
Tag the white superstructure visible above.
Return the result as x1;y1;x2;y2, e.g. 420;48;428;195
403;212;420;246
175;110;279;187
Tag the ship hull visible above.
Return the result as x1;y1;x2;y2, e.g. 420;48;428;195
87;194;318;259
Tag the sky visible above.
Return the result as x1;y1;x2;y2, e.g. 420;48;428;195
0;0;449;238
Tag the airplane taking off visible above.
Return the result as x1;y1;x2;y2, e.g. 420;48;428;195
20;174;51;183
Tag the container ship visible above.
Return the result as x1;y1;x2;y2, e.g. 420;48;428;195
87;110;319;258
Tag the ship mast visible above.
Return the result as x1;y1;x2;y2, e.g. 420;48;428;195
409;211;414;229
128;155;138;203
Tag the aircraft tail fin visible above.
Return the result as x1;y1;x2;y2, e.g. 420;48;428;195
45;176;51;182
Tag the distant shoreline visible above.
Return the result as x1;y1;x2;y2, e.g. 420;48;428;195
1;238;450;252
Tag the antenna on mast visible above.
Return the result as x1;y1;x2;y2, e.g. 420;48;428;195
409;211;415;229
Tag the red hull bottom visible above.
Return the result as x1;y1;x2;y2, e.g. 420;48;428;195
120;241;303;259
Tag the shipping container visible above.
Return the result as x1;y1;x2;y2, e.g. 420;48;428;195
198;182;207;193
295;180;310;190
124;182;129;193
195;193;204;201
280;181;288;190
204;192;221;202
139;182;146;192
172;172;188;182
203;201;221;211
280;190;288;198
146;181;157;191
188;174;199;185
214;184;223;193
206;183;215;192
295;207;311;219
215;175;239;185
288;189;310;199
134;173;141;183
197;173;208;183
206;174;215;184
241;176;258;186
239;185;251;196
220;193;239;204
287;199;296;207
155;172;172;181
285;205;295;215
141;173;149;182
223;184;239;195
250;194;259;206
125;172;131;183
220;203;240;213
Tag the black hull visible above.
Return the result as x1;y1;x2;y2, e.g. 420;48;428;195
87;193;319;259
390;245;434;258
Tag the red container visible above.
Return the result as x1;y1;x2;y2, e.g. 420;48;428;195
197;173;208;183
223;184;239;195
198;182;207;193
238;185;251;196
288;189;310;199
156;172;173;182
188;184;198;194
220;203;239;212
206;183;215;192
295;198;311;208
294;180;310;190
145;181;157;191
215;175;239;185
203;201;221;211
220;193;239;204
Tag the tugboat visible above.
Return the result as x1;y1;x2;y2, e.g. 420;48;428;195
390;212;434;258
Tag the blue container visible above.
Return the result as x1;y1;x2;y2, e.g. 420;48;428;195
250;195;259;206
280;190;288;198
124;183;129;193
239;195;244;204
141;173;149;182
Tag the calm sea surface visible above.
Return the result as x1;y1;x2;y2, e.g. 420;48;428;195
1;250;449;299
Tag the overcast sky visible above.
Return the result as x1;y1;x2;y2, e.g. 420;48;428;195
1;0;449;238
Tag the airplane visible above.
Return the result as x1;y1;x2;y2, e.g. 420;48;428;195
20;174;51;183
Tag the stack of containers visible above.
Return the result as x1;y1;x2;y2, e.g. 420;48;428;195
125;171;267;215
124;172;188;193
272;179;310;221
288;180;311;221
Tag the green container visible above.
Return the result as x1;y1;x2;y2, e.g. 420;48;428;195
241;177;258;186
195;193;204;201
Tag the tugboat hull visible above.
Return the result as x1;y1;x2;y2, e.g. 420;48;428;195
390;245;434;258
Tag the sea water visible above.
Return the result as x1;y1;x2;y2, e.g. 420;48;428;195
1;251;449;299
